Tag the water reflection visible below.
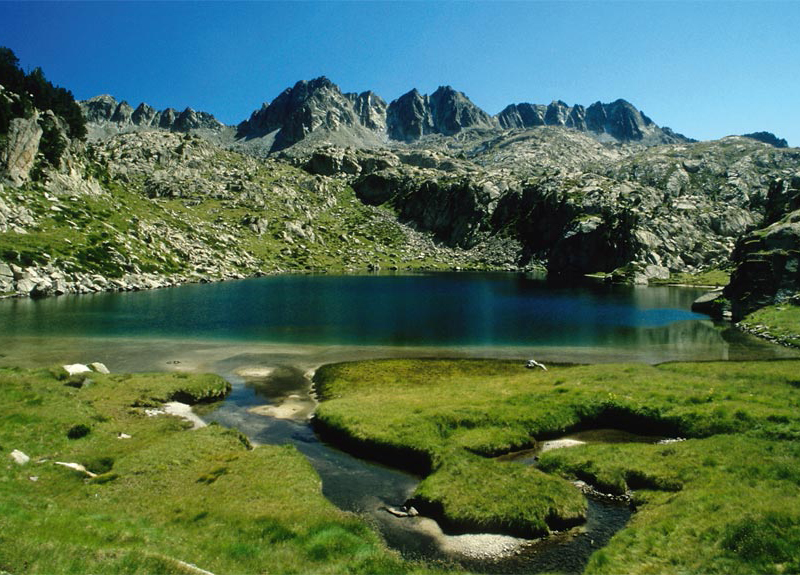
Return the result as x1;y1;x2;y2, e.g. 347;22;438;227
0;272;714;348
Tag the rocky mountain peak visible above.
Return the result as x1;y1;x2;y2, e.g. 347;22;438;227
742;131;789;148
428;85;496;136
385;88;432;142
235;76;385;152
386;86;494;142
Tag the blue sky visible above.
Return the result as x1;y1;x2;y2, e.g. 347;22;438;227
1;1;798;145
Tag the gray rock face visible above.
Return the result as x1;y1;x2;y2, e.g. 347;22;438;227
742;131;788;148
427;86;496;136
237;78;340;143
346;91;388;132
132;103;158;126
1;111;43;184
81;94;120;123
386;86;495;141
497;103;547;129
385;89;431;142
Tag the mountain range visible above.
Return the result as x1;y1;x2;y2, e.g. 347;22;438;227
81;76;690;152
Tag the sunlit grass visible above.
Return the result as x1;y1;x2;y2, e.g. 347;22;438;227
0;367;430;574
741;303;800;347
314;358;800;573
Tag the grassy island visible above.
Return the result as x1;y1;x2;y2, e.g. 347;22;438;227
314;358;800;574
0;367;422;574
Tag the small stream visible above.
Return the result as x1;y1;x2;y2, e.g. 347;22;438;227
204;359;635;574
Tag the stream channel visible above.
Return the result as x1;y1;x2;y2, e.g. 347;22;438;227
204;360;636;574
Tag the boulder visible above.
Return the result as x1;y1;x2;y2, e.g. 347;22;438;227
63;363;92;376
691;289;727;317
89;362;110;374
10;449;30;465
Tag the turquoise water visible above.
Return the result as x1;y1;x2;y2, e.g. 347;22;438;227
0;272;712;347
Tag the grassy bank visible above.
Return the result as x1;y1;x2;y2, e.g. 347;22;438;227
0;367;426;574
739;303;800;348
314;358;800;573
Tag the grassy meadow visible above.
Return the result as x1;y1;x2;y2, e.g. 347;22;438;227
314;358;800;574
0;367;427;575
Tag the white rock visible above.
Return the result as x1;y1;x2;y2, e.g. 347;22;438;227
10;449;30;465
89;362;110;374
54;461;97;478
163;401;206;429
117;433;131;439
63;363;92;376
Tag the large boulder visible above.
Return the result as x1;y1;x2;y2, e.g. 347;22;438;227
1;111;43;184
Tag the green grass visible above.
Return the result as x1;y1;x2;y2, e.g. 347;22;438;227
740;304;800;347
541;435;800;574
0;367;429;574
314;358;800;573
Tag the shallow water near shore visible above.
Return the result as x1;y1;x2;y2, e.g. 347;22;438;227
1;273;798;573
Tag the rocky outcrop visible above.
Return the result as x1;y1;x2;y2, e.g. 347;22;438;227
742;131;788;148
1;110;43;184
725;173;800;320
725;212;800;320
497;103;547;130
80;95;224;137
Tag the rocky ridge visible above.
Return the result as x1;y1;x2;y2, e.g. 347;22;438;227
230;77;687;154
80;95;225;141
497;99;688;145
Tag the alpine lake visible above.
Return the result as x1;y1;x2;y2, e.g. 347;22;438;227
1;272;797;574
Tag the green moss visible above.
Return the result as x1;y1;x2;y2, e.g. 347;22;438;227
0;367;427;574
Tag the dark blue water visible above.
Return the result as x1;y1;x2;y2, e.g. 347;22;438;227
0;272;711;347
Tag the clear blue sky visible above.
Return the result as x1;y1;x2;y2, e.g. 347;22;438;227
1;1;798;145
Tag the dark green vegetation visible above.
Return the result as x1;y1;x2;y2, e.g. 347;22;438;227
314;358;800;573
0;46;85;142
0;367;426;574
